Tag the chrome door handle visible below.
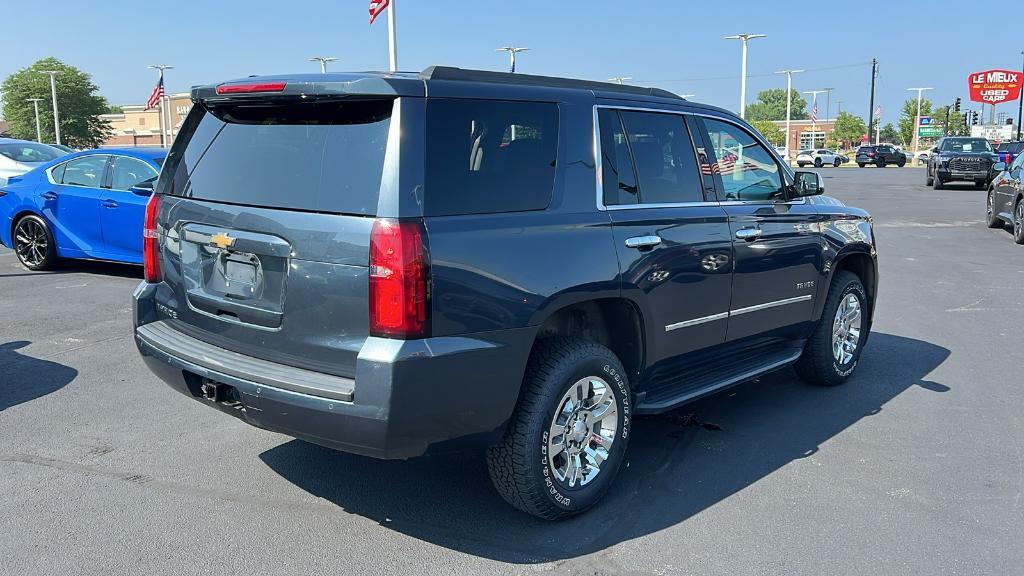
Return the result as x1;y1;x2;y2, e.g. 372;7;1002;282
735;228;762;241
102;199;119;208
624;235;662;249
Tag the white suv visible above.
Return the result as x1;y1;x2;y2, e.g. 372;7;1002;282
796;149;841;168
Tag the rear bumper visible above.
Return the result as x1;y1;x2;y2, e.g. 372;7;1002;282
133;282;534;459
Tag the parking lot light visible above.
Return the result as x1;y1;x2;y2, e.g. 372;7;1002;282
25;98;44;142
775;68;804;161
38;70;62;145
309;56;337;74
725;34;766;119
496;46;529;73
907;87;934;165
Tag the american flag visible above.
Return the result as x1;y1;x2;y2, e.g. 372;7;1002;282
811;103;818;123
369;0;389;24
145;76;164;111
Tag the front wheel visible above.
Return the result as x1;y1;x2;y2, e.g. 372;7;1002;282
796;272;869;386
13;214;58;271
933;174;944;190
1014;199;1024;245
877;158;887;168
857;163;866;168
798;162;807;168
487;338;632;520
897;159;906;167
833;158;841;167
925;166;934;186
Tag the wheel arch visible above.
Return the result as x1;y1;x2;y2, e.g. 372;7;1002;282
816;248;877;338
7;209;45;246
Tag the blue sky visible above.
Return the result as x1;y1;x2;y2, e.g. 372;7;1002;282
2;0;1019;127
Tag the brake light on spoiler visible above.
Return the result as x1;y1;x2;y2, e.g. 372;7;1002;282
215;82;287;95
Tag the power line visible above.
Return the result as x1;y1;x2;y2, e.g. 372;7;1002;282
633;61;872;84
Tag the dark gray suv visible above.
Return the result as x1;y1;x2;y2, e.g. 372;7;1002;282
134;67;878;519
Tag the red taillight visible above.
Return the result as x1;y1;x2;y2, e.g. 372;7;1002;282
867;151;875;157
369;219;429;339
143;194;162;283
215;82;287;95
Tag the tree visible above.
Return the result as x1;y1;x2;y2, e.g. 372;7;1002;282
879;123;899;145
0;57;112;148
745;89;809;121
898;97;932;147
749;119;785;146
107;105;124;114
828;111;867;150
932;104;969;137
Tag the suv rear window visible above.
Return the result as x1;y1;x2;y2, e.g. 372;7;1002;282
424;98;558;216
164;99;393;215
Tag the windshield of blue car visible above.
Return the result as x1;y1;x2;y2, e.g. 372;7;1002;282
940;139;993;153
0;142;62;163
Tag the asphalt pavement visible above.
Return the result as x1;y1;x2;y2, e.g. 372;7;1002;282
1;166;1021;575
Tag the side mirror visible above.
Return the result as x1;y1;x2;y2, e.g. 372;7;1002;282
130;180;155;196
793;171;824;196
994;162;1007;172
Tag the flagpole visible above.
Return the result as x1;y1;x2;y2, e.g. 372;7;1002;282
387;0;398;72
157;73;166;148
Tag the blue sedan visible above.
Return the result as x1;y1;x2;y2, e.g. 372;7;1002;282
0;148;165;270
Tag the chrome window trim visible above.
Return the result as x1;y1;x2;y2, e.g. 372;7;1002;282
664;294;812;332
45;154;112;188
593;104;803;211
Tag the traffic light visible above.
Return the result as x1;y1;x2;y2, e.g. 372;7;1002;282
971;111;979;125
954;97;961;112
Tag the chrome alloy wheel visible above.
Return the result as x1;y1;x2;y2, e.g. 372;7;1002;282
987;192;995;221
547;376;618;488
1015;201;1024;239
832;293;863;365
14;218;49;268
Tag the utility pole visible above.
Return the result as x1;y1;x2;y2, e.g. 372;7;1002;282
907;87;934;165
725;34;766;119
1018;51;1024;140
39;70;62;145
823;87;834;123
607;77;632;85
775;68;804;161
309;56;337;73
867;59;878;148
496;46;529;73
26;98;43;142
148;65;173;147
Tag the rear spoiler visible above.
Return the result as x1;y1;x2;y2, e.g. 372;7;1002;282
192;73;424;105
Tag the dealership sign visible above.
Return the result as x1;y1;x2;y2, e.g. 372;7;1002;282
968;69;1022;104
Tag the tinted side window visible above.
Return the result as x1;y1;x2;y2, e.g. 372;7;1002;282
50;163;66;183
619;111;704;204
176;100;393;215
598;109;638;206
702;118;783;201
424;99;558;216
111;157;158;191
62;156;108;187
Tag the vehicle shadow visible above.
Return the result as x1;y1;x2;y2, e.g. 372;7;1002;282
259;332;949;563
0;341;79;411
0;259;142;279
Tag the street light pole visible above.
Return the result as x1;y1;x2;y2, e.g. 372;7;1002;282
725;33;766;119
26;98;43;142
1017;50;1023;141
804;89;828;148
496;46;529;73
907;87;934;165
775;69;804;161
607;77;632;85
39;71;62;145
309;56;337;73
148;65;174;147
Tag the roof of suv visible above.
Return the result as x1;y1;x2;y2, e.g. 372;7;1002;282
192;66;732;115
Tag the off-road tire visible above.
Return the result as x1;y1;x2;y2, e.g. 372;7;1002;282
795;272;868;387
486;338;632;520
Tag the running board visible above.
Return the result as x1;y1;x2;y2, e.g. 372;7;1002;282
635;348;803;414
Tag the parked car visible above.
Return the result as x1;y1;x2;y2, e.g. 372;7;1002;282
796;149;842;168
925;137;998;190
995;141;1024;166
0;138;64;186
856;144;906;167
132;67;878;520
986;155;1024;243
0;148;165;270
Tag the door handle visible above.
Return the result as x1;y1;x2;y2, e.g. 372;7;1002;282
735;228;763;241
624;235;662;249
102;199;119;208
41;191;57;200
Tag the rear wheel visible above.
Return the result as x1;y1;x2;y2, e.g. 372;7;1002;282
877;158;887;168
798;162;807;168
833;158;841;167
13;215;58;271
896;158;906;167
857;163;866;168
796;272;868;386
987;189;1005;229
487;338;631;520
1014;199;1024;245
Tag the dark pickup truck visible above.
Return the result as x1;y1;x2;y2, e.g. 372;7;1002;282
133;67;878;520
926;136;998;189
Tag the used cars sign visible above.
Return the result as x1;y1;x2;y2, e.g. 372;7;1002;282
968;69;1022;104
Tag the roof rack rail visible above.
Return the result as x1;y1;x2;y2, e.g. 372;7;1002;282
420;66;683;101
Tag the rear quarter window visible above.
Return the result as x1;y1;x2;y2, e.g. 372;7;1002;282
424;98;558;216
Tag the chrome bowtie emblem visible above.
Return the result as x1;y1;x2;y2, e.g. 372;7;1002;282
209;232;235;250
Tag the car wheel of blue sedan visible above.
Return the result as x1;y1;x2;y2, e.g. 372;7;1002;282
13;214;58;271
